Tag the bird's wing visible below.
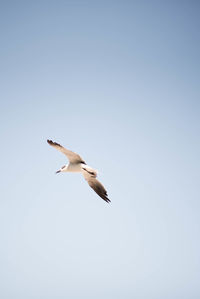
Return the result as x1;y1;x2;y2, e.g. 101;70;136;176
82;168;110;203
47;140;86;164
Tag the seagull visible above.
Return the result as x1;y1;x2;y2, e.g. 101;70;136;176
47;140;110;203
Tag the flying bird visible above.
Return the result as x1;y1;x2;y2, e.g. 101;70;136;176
47;140;110;203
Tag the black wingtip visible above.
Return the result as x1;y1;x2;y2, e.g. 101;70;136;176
47;139;61;147
103;196;111;203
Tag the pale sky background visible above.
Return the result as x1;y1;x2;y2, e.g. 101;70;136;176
0;1;200;298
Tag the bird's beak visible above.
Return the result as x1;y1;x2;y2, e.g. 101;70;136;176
55;170;61;174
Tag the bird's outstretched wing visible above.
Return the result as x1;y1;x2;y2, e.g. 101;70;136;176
82;168;110;203
47;140;86;164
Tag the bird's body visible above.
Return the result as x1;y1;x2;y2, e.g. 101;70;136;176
47;140;110;203
59;162;96;174
68;163;82;172
61;163;83;173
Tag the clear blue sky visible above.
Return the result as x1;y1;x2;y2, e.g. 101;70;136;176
0;1;200;298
